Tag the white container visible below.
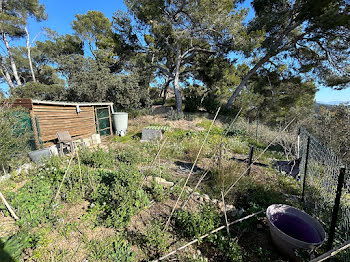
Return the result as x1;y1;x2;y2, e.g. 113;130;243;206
112;112;128;137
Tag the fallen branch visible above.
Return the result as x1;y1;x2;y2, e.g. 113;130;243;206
0;191;19;220
309;240;350;262
155;210;264;261
164;107;221;230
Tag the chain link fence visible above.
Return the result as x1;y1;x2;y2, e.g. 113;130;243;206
299;127;349;261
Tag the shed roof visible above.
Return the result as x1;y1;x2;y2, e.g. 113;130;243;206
32;100;114;106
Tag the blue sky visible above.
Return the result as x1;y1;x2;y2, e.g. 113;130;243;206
1;0;349;104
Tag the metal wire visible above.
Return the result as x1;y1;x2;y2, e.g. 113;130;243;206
299;128;349;261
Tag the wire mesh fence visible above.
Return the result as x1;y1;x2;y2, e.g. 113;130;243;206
299;127;349;261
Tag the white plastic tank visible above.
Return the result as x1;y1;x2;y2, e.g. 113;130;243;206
112;112;128;137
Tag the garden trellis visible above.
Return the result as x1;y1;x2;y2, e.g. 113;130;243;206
299;127;349;260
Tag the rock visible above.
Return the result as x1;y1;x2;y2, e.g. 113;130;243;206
218;201;223;209
141;128;163;142
203;194;210;202
161;181;174;187
226;204;235;211
212;199;218;205
192;192;200;197
185;186;193;193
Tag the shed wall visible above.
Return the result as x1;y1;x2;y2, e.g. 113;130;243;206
32;104;96;147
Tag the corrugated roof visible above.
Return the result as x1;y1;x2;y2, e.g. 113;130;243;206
32;100;114;107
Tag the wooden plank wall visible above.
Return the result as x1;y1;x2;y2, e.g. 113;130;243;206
33;104;96;147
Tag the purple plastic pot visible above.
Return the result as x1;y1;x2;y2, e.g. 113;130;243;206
266;204;325;260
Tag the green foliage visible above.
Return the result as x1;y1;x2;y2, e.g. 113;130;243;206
149;182;169;203
86;233;135;262
11;81;65;100
174;204;220;239
91;164;149;228
79;147;115;169
0;232;31;262
145;221;170;256
184;85;204;112
0;105;31;173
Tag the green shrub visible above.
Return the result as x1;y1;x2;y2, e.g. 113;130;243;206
150;182;169;203
145;221;171;256
80;148;115;169
91;164;149;228
184;85;204;112
174;204;220;239
87;233;135;261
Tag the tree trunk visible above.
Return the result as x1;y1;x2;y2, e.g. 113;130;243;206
226;54;271;109
161;78;171;105
173;52;182;112
2;33;22;86
25;26;36;82
0;55;15;89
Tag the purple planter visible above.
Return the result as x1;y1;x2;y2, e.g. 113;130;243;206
266;204;325;260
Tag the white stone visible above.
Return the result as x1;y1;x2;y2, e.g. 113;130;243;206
91;134;101;144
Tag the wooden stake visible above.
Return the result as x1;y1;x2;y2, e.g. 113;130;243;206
164;107;221;230
0;191;19;220
55;152;75;200
76;150;84;197
309;240;350;262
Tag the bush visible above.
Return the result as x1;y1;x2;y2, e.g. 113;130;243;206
184;85;204;112
0;104;31;173
174;204;220;239
91;164;149;228
145;221;171;256
87;233;135;261
80;148;115;169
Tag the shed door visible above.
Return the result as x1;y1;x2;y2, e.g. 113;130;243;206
95;107;111;136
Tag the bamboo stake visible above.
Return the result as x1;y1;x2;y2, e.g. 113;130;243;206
76;150;84;197
0;191;19;220
221;190;229;234
309;240;350;262
164;107;221;230
155;210;264;261
181;108;242;209
55;152;75;200
224;118;295;197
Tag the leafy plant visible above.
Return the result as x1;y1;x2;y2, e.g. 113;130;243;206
87;233;135;261
145;221;171;256
91;164;149;228
174;204;220;239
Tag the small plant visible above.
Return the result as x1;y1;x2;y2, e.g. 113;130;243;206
91;164;150;228
79;147;115;169
174;204;220;239
150;182;169;203
145;221;171;256
166;110;184;120
87;233;135;261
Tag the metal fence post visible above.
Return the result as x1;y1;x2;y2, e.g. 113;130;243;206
301;136;310;202
247;146;254;176
327;167;346;250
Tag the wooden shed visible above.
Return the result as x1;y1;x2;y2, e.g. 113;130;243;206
13;99;114;149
